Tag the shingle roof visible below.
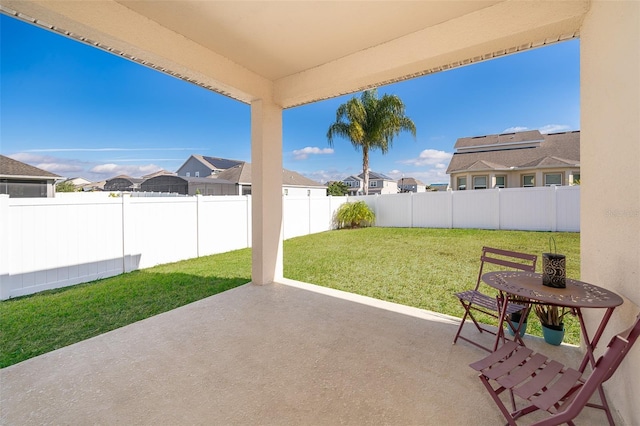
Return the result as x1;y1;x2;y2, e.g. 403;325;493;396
398;177;425;186
0;155;61;178
200;155;244;171
447;131;580;173
454;130;544;150
357;171;394;180
217;163;325;187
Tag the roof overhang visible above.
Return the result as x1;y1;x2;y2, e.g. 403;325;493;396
0;0;589;108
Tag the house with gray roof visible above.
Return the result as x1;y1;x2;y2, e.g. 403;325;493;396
0;155;61;198
176;155;244;178
218;163;326;196
343;171;398;195
398;177;427;193
446;130;580;190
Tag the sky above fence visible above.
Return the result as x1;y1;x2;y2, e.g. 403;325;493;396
1;14;580;185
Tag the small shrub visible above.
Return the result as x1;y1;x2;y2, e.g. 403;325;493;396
335;201;375;229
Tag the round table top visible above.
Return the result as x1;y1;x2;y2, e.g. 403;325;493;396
482;271;624;308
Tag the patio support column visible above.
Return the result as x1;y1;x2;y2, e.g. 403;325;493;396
250;98;284;285
580;2;639;424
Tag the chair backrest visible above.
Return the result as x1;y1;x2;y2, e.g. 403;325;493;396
558;313;640;421
473;247;538;290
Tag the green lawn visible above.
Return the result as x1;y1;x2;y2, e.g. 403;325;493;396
0;228;579;368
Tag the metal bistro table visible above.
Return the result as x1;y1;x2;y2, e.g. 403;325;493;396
482;271;624;373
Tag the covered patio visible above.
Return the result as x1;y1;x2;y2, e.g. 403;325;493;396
0;0;638;423
0;279;618;424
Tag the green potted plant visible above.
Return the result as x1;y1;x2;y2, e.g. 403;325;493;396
534;304;570;345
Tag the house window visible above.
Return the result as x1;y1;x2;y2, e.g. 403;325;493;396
195;171;200;177
370;181;378;187
522;175;535;187
473;176;487;190
495;176;506;188
457;177;466;190
544;173;562;186
186;172;191;177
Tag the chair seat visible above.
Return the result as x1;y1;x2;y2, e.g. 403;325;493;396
455;290;526;315
470;341;584;413
469;313;640;426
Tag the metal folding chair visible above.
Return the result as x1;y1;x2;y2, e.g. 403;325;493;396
453;246;538;352
470;313;640;425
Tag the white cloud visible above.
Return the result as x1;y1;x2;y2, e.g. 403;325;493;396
539;124;572;134
386;169;450;185
90;163;162;177
401;149;453;167
502;124;572;134
503;126;529;133
292;146;334;160
9;153;84;175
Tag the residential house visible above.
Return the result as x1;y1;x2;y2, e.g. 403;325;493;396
0;155;61;198
397;177;426;193
61;177;92;189
176;155;244;178
343;171;398;195
446;130;580;190
429;183;450;192
218;163;326;196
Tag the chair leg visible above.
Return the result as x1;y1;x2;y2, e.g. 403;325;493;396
453;302;484;343
478;375;518;426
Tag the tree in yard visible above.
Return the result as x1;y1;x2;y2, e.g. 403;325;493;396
55;181;77;192
326;181;349;196
326;89;416;195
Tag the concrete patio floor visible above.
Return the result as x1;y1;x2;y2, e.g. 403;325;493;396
1;279;620;425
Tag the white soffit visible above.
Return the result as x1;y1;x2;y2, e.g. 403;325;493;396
0;0;588;108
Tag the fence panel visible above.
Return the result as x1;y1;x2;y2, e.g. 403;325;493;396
283;197;311;239
198;196;251;256
310;196;341;234
452;190;499;229
375;193;412;227
555;186;580;232
412;191;453;228
125;197;198;269
499;187;553;231
2;197;123;299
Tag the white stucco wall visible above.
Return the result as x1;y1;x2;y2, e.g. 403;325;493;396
581;2;640;424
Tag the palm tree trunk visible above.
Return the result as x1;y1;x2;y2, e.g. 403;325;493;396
362;146;369;195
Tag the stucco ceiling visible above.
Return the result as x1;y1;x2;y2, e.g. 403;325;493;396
0;0;589;107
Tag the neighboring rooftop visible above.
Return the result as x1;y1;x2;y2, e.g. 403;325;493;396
0;155;61;179
447;130;580;174
217;163;325;187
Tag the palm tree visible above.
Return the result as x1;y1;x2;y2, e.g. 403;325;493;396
327;89;416;195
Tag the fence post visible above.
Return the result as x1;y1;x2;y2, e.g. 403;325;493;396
196;194;202;257
550;186;558;232
0;195;10;300
496;188;501;230
448;190;454;229
121;195;135;273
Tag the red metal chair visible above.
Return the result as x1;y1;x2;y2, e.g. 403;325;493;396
469;313;640;425
453;246;538;352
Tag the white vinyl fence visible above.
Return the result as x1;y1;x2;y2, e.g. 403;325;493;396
0;186;578;299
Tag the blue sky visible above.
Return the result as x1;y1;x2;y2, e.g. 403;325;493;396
1;14;580;185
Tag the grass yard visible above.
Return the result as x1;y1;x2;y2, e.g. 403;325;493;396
1;228;580;368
